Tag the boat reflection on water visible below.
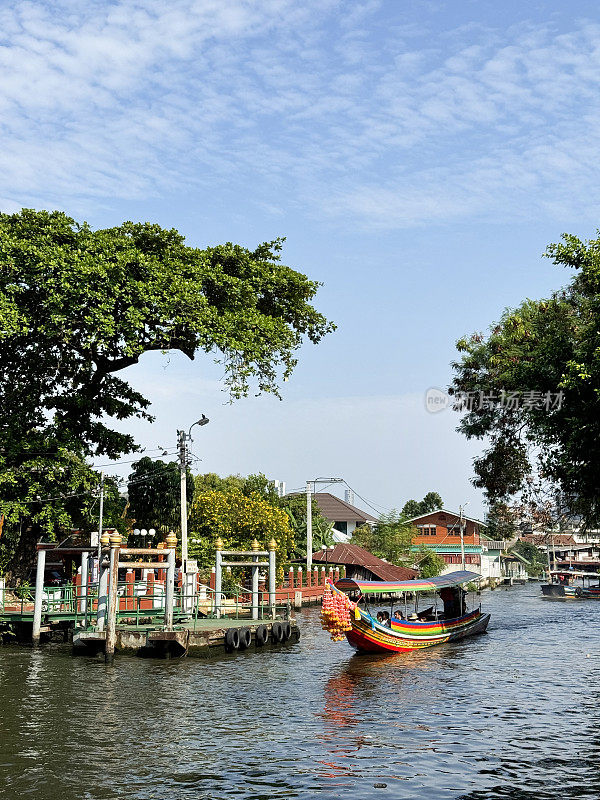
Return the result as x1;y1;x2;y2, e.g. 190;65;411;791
316;647;451;786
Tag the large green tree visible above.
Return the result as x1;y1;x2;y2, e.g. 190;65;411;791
401;492;443;518
351;510;416;565
0;209;334;573
451;231;600;524
127;457;194;535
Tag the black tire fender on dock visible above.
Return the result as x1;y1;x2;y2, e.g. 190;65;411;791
238;627;251;650
255;624;268;646
271;621;284;643
281;621;292;641
224;627;240;652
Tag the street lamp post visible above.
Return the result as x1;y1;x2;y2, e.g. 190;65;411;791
177;415;209;601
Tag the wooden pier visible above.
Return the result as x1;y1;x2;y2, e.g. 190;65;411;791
73;617;300;658
0;532;300;660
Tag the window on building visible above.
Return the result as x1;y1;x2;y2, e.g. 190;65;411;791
334;521;348;535
417;525;437;536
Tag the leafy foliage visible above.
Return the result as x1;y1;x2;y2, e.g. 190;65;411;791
351;511;416;565
415;545;446;578
484;501;519;540
451;231;600;524
127;457;194;535
278;493;335;557
0;447;126;579
0;209;333;574
0;209;333;460
510;540;546;576
193;472;280;505
401;492;443;518
188;490;294;573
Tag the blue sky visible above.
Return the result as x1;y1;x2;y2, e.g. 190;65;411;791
3;0;600;517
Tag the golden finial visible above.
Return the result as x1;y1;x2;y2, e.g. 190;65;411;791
109;531;122;546
215;536;223;551
165;531;177;550
100;530;110;547
268;538;276;551
251;538;260;551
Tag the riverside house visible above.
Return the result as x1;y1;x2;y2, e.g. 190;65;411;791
406;509;508;583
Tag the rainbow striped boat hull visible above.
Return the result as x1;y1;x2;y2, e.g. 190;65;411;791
577;586;600;599
345;607;490;653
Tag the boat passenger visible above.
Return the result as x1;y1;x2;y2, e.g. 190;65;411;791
382;611;391;627
393;610;404;620
408;612;419;621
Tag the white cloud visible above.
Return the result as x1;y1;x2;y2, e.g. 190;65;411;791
1;3;600;227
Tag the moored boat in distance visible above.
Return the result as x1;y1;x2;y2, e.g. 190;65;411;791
321;570;490;654
541;570;600;599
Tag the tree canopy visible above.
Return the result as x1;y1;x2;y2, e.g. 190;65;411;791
0;209;334;460
0;209;333;576
127;457;194;534
351;510;416;565
451;231;600;524
401;492;443;518
188;489;294;575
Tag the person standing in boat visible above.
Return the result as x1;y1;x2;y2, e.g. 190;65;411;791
439;587;463;619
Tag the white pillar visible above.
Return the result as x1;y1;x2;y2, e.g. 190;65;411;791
214;541;223;619
97;558;109;632
80;550;89;624
105;533;121;663
164;547;175;630
268;539;276;618
32;548;46;645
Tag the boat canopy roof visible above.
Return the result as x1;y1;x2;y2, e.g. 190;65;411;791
335;570;481;594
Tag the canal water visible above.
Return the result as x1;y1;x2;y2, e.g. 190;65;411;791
0;583;599;800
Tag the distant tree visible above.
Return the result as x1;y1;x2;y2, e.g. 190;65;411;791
511;540;545;577
188;490;294;575
193;472;280;504
401;492;443;518
278;493;334;557
485;501;518;540
127;457;194;535
420;492;443;513
401;500;422;518
352;511;416;565
450;231;600;526
193;472;245;496
415;545;446;578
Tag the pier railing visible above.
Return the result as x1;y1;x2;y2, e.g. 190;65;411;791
0;578;294;627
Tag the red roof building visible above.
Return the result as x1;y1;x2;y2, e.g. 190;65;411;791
311;543;416;582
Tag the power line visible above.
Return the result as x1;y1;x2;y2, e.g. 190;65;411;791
342;480;391;516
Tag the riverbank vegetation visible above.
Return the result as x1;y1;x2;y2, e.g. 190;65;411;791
452;231;600;527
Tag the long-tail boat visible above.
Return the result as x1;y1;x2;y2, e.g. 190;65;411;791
321;570;490;654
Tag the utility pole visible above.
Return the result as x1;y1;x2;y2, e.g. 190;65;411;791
177;429;189;572
306;477;344;570
177;416;209;607
306;481;313;570
459;504;466;572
